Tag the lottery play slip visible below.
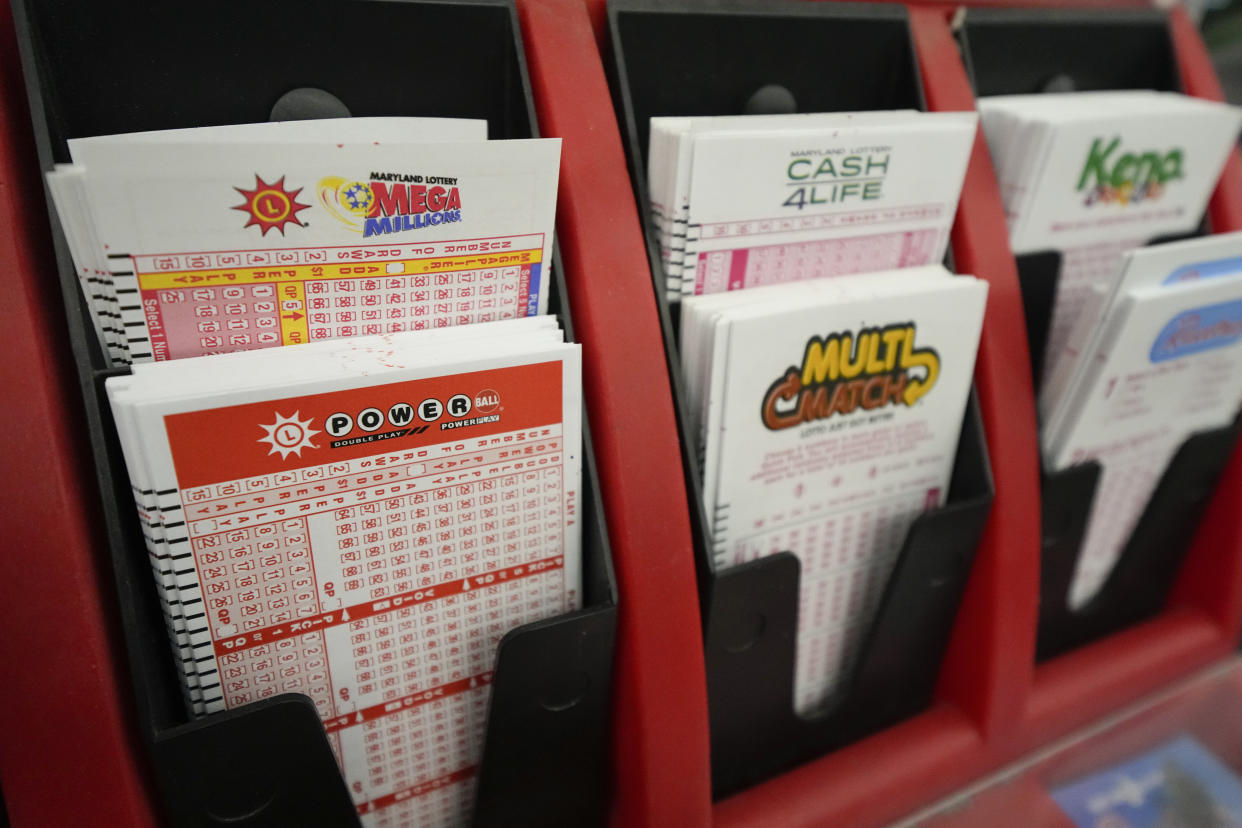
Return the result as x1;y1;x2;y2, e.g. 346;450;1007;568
46;117;559;365
976;90;1242;392
647;110;976;301
107;316;582;827
1042;232;1242;610
681;266;987;713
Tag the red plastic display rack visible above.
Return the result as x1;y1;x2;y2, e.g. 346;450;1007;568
2;0;1239;825
717;4;1242;824
514;0;715;825
1012;1;1242;755
546;3;1242;824
573;1;1242;826
580;0;1036;821
0;0;159;825
710;6;1041;825
0;2;711;828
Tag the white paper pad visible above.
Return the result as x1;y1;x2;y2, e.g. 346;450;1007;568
46;118;562;366
107;318;581;827
647;111;977;302
1042;233;1242;608
682;267;986;712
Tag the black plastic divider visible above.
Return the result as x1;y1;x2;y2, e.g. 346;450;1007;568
704;402;992;795
1037;419;1240;659
1015;251;1062;388
959;7;1242;661
607;0;994;798
12;1;616;825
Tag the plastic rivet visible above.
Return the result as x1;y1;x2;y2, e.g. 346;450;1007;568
723;612;766;653
538;671;590;712
1040;74;1076;94
269;88;352;122
744;85;797;116
206;791;277;824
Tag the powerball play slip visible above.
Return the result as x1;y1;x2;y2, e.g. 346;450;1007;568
107;321;581;827
61;134;560;363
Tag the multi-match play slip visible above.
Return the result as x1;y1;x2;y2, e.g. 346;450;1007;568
681;266;987;714
647;111;976;301
108;317;582;827
46;117;559;365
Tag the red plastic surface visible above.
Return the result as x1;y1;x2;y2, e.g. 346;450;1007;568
717;706;988;828
907;3;1041;742
1021;0;1242;754
713;5;1044;824
1167;3;1242;640
579;1;1242;826
515;1;714;826
0;0;158;825
3;0;1241;826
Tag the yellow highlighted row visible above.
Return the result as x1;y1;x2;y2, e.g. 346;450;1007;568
139;249;542;291
277;282;308;346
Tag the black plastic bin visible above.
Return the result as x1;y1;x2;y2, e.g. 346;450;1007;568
607;0;994;798
958;6;1242;662
12;1;617;825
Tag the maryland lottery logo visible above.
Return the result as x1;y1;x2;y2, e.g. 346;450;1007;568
233;175;311;236
317;171;463;238
761;323;940;431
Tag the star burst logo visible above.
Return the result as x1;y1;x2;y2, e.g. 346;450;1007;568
233;175;311;236
258;411;319;459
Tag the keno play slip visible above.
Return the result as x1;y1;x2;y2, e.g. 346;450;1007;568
976;91;1242;390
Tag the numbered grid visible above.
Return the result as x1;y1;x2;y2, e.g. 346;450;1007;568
725;491;928;715
306;269;525;340
692;229;941;295
1043;237;1143;389
181;427;571;826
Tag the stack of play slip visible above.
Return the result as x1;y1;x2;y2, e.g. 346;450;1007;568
647;110;977;302
1041;232;1242;610
45;117;560;365
108;316;581;827
681;265;987;713
976;90;1242;391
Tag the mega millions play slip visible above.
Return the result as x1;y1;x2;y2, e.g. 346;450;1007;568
681;266;987;714
646;110;976;301
1042;233;1242;610
975;90;1242;391
107;317;582;827
45;117;559;365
